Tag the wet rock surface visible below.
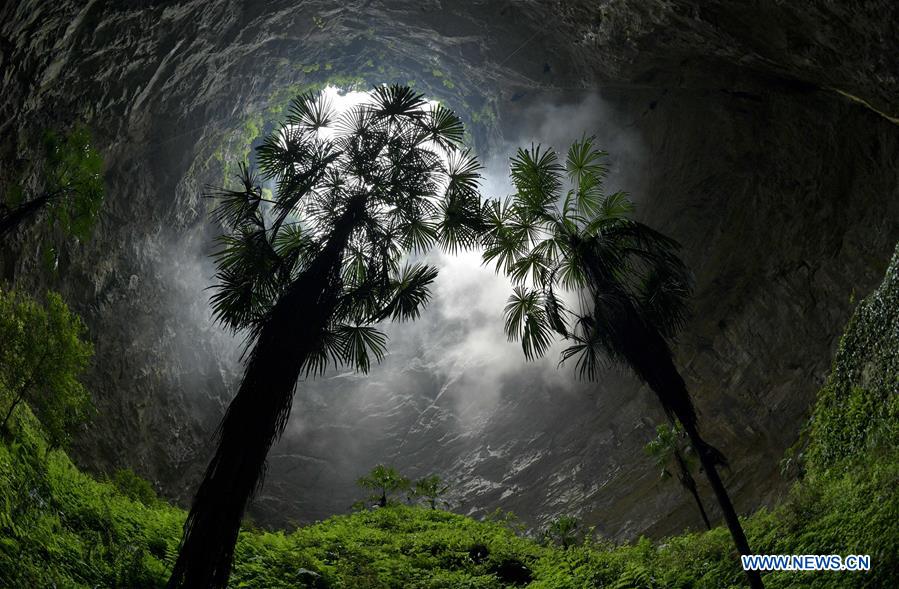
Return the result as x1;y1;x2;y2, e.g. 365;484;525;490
1;1;897;537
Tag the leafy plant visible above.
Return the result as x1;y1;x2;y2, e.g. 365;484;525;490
0;125;104;242
0;289;93;447
111;468;158;507
409;474;451;510
542;515;581;549
168;84;484;588
482;136;762;588
357;465;410;508
644;423;711;530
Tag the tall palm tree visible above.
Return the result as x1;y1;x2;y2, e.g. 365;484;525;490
482;137;764;588
167;85;483;588
645;422;712;530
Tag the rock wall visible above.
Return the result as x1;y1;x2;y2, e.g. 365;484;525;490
1;0;896;536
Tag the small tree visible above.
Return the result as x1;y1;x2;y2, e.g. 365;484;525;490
542;515;581;548
0;126;104;242
645;422;712;530
111;468;158;507
409;475;450;509
0;289;93;446
357;464;410;507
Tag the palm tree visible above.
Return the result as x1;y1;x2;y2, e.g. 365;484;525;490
645;422;712;530
0;127;104;242
409;474;451;509
357;464;410;508
482;137;764;588
167;85;483;588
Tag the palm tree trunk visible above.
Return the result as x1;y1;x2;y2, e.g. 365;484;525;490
680;419;763;589
1;350;50;432
615;314;764;588
1;393;24;431
675;455;712;530
686;481;712;530
0;192;60;239
167;205;361;589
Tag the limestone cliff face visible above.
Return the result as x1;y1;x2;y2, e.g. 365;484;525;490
1;1;897;537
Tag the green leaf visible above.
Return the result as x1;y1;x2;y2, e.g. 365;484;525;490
503;286;553;360
335;324;388;373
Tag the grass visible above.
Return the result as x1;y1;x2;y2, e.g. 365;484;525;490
1;246;897;587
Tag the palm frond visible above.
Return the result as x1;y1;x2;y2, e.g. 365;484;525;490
601;191;635;220
255;126;312;181
370;84;427;121
510;144;563;215
544;286;569;337
445;148;481;197
508;251;548;285
481;197;526;274
207;163;264;230
436;190;482;253
421;104;464;151
335;323;388;373
398;217;438;253
558;331;605;381
566;135;608;185
286;91;335;132
503;286;553;361
302;327;345;377
378;263;439;322
272;223;316;274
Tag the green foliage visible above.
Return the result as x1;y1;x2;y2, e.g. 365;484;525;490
209;85;482;374
0;432;896;588
0;408;184;588
356;465;410;507
1;125;105;245
482;136;692;375
542;516;581;549
111;469;158;507
645;423;679;479
43;125;105;240
0;246;897;587
804;244;899;473
0;289;93;447
644;423;701;483
410;475;451;510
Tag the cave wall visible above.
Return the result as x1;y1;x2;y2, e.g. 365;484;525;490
1;0;896;537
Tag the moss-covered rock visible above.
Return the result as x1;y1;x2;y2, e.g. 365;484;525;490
806;244;899;473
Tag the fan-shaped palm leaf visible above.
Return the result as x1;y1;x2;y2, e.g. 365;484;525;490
286;91;335;132
335;323;388;373
503;286;552;361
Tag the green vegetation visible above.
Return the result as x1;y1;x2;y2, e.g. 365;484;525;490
1;431;895;588
482;137;761;587
0;148;894;588
0;414;183;589
410;475;452;510
541;516;583;549
804;245;898;473
170;86;484;587
645;423;711;530
356;465;410;508
1;246;896;587
0;125;104;243
0;289;93;447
